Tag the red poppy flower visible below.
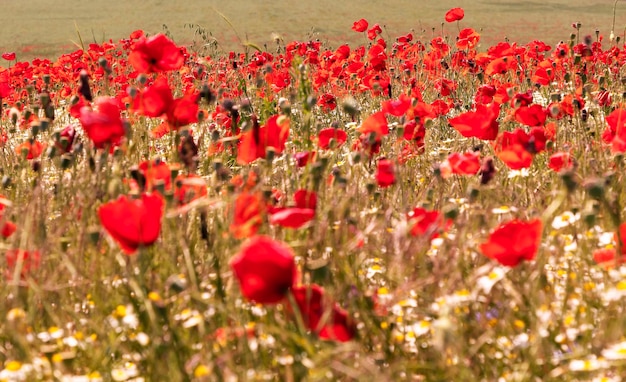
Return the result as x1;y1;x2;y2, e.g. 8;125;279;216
230;192;264;239
445;7;465;22
382;94;412;117
480;219;542;267
317;93;337;112
597;90;612;107
592;223;626;267
496;143;533;170
376;159;396;187
15;140;45;159
352;19;369;33
407;208;447;239
174;174;207;205
69;96;88;119
138;159;171;192
128;33;185;74
98;193;164;254
456;28;480;50
448;103;500;140
238;115;290;164
230;236;297;304
294;151;315;167
475;85;497;105
290;284;355;342
0;196;15;238
431;100;451;116
166;92;199;129
442;151;481;176
604;108;626;150
358;111;388;138
592;248;626;268
79;97;126;149
294;189;317;210
2;52;16;61
269;208;316;228
549;152;574;172
402;120;426;147
132;77;174;117
434;78;457;97
485;57;511;76
1;221;16;238
515;104;547;127
6;249;41;277
318;128;348;149
55;125;76;154
494;129;538;169
367;24;383;40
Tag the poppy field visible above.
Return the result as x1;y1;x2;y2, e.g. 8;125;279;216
2;4;626;381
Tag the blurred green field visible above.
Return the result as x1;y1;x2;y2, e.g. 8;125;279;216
1;0;624;60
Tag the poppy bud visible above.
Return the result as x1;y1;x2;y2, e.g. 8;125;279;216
46;146;56;159
39;118;50;131
341;97;359;118
239;98;252;112
153;180;166;196
467;185;479;202
305;95;317;111
178;135;198;171
221;99;235;112
60;154;73;169
443;204;459;220
79;70;93;102
137;74;148;86
584;178;605;200
582;201;599;227
30;123;40;137
335;176;348;188
42;109;52;125
1;176;10;189
107;179;121;197
278;97;291;114
200;84;215;104
87;226;101;246
166;274;188;293
265;147;276;163
60;237;71;252
560;170;578;193
127;86;137;98
480;157;496;185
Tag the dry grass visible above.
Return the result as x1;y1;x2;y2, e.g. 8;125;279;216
0;0;624;60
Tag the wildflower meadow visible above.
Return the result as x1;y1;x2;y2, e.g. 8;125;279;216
2;4;626;381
